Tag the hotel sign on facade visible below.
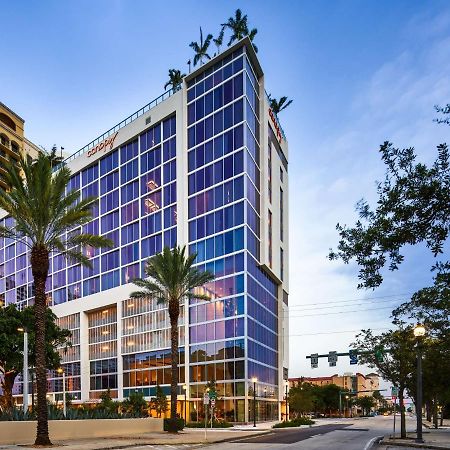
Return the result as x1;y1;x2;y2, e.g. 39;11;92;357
87;132;119;158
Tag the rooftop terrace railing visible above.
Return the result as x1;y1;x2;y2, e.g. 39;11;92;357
56;88;175;169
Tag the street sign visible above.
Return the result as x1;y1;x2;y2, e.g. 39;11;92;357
311;353;319;368
391;386;399;397
210;399;216;408
328;351;338;367
209;391;217;400
203;393;210;405
349;349;358;365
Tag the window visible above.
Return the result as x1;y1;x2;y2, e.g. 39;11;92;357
280;248;284;281
268;210;272;267
280;188;284;242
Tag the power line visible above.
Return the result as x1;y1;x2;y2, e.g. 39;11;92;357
288;292;413;309
287;305;394;318
286;297;405;312
288;327;390;337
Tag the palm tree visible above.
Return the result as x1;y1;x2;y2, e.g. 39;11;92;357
189;27;213;66
0;153;112;445
164;69;186;93
222;9;258;52
268;95;293;115
131;246;214;432
213;28;225;56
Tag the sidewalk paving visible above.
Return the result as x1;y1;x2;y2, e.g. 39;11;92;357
0;428;271;450
424;420;450;430
380;428;450;449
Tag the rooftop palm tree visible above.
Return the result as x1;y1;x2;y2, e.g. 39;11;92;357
213;28;225;56
131;246;214;432
222;9;258;52
189;27;213;67
268;95;293;115
164;69;186;93
0;153;112;445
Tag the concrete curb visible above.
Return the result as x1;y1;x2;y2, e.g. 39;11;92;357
380;438;450;449
364;436;383;450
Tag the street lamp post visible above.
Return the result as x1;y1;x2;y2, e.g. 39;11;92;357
17;328;28;413
57;368;66;417
183;384;187;423
263;387;267;421
251;377;257;427
414;324;426;443
285;381;289;421
345;395;349;418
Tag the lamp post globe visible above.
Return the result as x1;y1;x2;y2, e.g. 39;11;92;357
413;324;426;443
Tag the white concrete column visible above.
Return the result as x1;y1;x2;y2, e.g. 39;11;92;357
117;300;124;400
79;311;90;402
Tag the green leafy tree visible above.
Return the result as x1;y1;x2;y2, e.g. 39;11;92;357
320;384;342;415
434;103;450;125
268;95;293;115
152;385;168;418
164;69;186;93
328;140;450;290
131;246;214;432
355;395;375;416
288;382;315;417
352;326;416;437
221;9;258;52
189;27;213;67
122;391;148;416
0;152;112;445
0;305;71;412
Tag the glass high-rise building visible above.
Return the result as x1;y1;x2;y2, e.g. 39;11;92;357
0;38;289;422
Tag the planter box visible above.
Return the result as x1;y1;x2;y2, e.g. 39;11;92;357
0;418;164;445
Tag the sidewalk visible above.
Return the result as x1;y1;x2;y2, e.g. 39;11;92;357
424;419;450;430
0;428;271;450
380;428;450;449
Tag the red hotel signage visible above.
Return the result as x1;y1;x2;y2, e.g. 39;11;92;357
268;108;283;144
87;132;119;157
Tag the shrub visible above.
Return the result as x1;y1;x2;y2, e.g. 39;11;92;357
186;419;233;428
164;417;185;432
273;417;315;428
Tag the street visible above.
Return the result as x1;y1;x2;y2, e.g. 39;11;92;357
206;416;416;450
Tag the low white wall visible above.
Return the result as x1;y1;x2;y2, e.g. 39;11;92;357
0;418;164;445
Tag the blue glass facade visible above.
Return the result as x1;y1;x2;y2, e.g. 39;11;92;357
186;47;279;421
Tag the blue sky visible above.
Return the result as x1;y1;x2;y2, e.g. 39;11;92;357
2;1;450;384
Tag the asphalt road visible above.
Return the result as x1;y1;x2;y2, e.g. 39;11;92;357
211;416;416;450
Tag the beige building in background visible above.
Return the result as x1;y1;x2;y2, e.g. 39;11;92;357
0;102;40;190
289;372;380;397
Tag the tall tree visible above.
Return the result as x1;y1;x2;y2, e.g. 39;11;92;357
221;9;258;52
131;246;214;432
268;95;293;115
213;28;225;56
328;140;450;290
352;326;416;437
189;27;213;67
164;69;186;93
0;153;111;445
355;395;375;416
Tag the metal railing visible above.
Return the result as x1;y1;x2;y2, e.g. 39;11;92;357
55;88;176;169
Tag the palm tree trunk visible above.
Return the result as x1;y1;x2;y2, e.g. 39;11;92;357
168;302;179;432
31;245;51;446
